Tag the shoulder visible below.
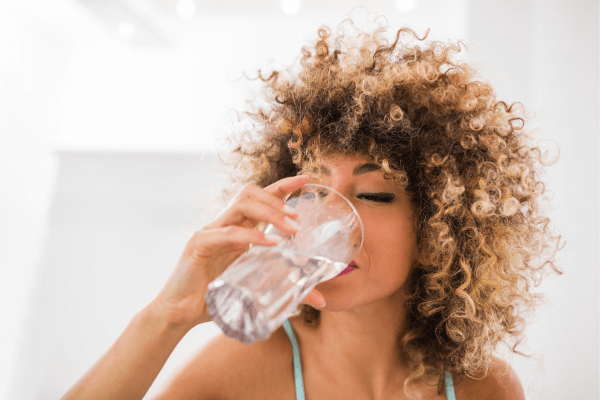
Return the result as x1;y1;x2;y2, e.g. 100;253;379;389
149;324;294;400
454;357;526;400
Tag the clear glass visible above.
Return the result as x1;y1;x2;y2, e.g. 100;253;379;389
205;184;363;344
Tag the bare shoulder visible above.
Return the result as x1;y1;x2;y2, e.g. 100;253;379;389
454;357;526;400
149;325;295;400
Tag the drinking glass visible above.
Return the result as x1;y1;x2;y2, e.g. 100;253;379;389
205;184;363;344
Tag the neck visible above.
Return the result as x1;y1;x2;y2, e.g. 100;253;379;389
311;290;411;397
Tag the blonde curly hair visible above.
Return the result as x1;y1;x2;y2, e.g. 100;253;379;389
222;17;564;396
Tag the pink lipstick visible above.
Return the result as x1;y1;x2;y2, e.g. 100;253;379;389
336;260;357;277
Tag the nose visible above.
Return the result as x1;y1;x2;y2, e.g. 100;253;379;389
315;185;364;260
314;185;346;209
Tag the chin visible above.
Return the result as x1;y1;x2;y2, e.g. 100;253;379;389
315;277;368;308
318;303;352;312
315;291;365;312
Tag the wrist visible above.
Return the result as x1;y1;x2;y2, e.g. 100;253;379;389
141;300;197;337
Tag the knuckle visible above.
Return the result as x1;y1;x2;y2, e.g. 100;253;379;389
237;196;251;208
240;182;258;194
198;223;211;231
220;225;237;235
230;195;249;210
186;231;210;257
191;229;206;240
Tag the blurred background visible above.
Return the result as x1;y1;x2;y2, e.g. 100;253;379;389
0;1;597;399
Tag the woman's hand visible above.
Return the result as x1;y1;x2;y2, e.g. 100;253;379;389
150;174;325;329
61;175;327;400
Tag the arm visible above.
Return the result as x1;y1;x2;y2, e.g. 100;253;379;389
60;175;323;400
60;302;192;400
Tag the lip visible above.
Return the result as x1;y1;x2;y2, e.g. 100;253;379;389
335;260;358;277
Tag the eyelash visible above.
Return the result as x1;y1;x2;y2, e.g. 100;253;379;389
357;193;396;203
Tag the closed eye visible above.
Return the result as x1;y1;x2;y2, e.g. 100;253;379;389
357;193;396;203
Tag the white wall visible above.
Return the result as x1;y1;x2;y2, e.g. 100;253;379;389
8;152;228;399
1;0;597;399
466;1;599;398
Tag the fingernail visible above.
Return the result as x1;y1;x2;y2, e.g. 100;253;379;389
316;299;326;308
284;204;298;216
265;234;284;243
284;216;300;231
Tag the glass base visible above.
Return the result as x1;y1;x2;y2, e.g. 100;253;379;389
205;280;270;344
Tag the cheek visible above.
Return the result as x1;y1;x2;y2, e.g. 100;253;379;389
363;214;417;278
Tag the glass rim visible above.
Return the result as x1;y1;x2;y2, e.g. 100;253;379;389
284;183;364;262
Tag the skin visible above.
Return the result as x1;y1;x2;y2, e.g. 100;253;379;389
61;154;525;400
296;154;421;396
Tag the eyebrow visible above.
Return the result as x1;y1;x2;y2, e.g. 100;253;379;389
318;163;382;176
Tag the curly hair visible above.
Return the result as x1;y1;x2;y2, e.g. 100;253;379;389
221;17;564;396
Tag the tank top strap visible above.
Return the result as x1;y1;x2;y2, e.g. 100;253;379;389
283;320;456;400
445;370;457;400
283;320;306;400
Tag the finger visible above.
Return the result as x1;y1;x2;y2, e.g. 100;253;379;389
184;226;284;260
207;198;300;234
300;288;326;308
205;179;305;231
234;182;300;219
264;175;309;199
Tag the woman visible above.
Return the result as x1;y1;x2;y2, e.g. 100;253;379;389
62;19;563;400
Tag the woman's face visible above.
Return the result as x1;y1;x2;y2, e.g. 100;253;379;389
307;154;420;311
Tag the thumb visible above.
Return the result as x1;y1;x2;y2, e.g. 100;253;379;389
301;288;326;308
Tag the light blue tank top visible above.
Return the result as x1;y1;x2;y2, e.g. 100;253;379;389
283;320;457;400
